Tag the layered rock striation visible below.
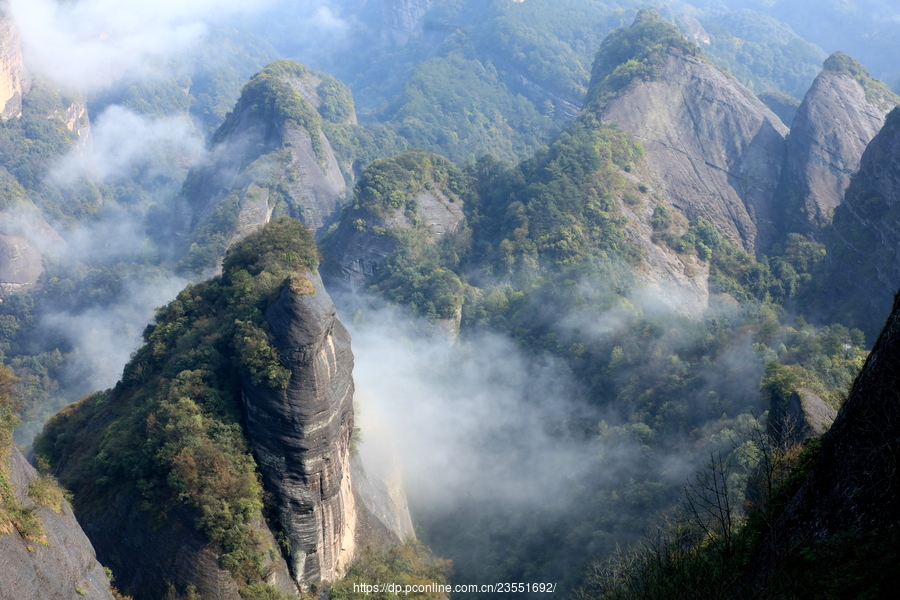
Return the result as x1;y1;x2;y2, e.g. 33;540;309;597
781;52;898;235
242;273;359;587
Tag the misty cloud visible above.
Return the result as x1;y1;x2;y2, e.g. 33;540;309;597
51;105;205;186
9;0;279;91
40;272;190;391
347;303;599;513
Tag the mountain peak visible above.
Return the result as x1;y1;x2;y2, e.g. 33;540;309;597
586;9;700;110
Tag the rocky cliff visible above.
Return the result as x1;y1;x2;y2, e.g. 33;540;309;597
769;388;837;446
0;208;65;298
382;0;433;45
820;107;900;338
781;52;898;235
243;273;359;587
745;290;900;595
0;9;30;121
38;220;411;599
586;10;788;255
1;446;115;600
177;61;352;272
321;150;465;294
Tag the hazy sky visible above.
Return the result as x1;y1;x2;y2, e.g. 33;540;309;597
9;0;277;91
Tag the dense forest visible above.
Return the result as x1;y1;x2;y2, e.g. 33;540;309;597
3;1;900;599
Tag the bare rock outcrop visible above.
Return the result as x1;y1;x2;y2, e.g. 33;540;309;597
382;0;433;45
242;271;411;590
782;52;898;235
821;107;900;337
242;273;360;588
587;11;788;255
1;447;115;600
0;209;64;297
0;9;30;121
179;60;351;258
619;192;710;318
770;388;837;446
596;49;787;254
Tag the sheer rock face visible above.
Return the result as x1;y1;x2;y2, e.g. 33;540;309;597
770;291;900;545
382;0;433;45
0;11;30;121
0;447;115;600
822;108;900;337
782;61;898;235
242;273;407;589
597;49;788;254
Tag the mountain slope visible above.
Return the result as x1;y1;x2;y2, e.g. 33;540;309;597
781;52;898;235
37;220;410;599
819;107;900;338
176;61;353;273
585;9;788;255
744;289;900;596
1;365;116;600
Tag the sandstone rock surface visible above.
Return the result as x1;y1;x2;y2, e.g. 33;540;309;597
1;447;115;600
782;53;898;234
597;48;787;254
0;10;30;121
822;107;900;337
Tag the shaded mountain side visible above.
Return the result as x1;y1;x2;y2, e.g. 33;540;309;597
36;220;411;599
585;10;788;256
780;52;898;236
819;107;900;339
738;289;900;597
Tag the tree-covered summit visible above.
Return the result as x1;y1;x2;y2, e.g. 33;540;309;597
586;9;700;110
36;218;319;596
